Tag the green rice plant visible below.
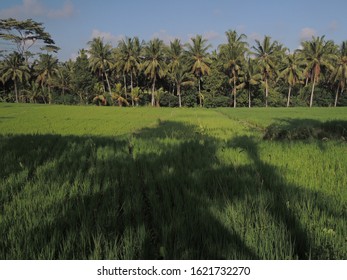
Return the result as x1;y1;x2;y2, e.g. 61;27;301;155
0;103;346;259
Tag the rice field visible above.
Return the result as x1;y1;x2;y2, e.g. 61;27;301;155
0;103;346;259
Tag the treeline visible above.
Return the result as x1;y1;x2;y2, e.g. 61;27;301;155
1;18;347;107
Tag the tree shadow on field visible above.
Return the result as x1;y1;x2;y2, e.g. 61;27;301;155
263;118;347;142
0;120;345;259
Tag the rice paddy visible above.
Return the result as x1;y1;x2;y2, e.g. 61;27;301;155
0;103;346;259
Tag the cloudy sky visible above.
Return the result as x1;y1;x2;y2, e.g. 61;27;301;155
1;0;346;61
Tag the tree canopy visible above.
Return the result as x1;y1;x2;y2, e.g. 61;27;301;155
1;18;347;107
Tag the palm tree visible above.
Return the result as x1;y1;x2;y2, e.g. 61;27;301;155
280;53;303;107
1;52;30;103
117;37;143;105
111;83;129;107
184;35;211;107
330;41;347;107
299;36;336;107
238;58;261;108
167;39;194;107
142;38;166;106
170;65;195;107
252;36;280;107
88;37;114;96
219;30;247;108
34;53;58;104
54;62;72;104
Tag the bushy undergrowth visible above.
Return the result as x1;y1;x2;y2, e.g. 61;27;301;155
0;104;346;259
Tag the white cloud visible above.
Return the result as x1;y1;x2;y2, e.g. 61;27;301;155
203;31;221;41
300;27;316;41
248;32;262;41
152;30;178;44
0;0;74;19
328;20;339;32
90;29;124;45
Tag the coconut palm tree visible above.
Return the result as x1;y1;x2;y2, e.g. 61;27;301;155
280;53;303;107
142;38;166;106
54;62;72;104
34;53;58;104
111;83;129;107
1;52;30;102
88;37;113;96
252;36;280;107
117;37;143;105
219;30;248;108
238;58;261;108
330;41;347;107
166;39;194;107
298;36;337;107
184;35;211;107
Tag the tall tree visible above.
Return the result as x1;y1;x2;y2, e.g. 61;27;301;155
34;53;58;104
252;36;280;107
142;38;166;106
330;41;347;107
117;37;143;105
54;61;73;104
299;36;336;107
88;37;114;96
280;53;303;107
219;30;247;108
184;35;211;107
238;58;261;108
167;39;194;107
1;52;30;102
0;18;58;62
72;49;96;104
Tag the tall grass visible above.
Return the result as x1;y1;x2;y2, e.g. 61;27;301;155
0;103;346;259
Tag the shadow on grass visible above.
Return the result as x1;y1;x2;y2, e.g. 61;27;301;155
0;120;345;259
263;118;347;141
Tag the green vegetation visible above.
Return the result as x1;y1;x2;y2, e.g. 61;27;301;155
0;103;346;259
1;19;347;107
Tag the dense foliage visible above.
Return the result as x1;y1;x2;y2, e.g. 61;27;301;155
1;19;347;107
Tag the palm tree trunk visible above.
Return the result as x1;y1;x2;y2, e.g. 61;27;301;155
177;84;182;108
334;85;340;107
104;71;112;97
151;77;156;107
48;87;52;105
233;79;237;108
265;77;268;108
287;85;292;107
14;80;18;103
130;73;134;106
198;78;202;107
310;77;316;108
62;87;65;105
248;85;251;108
123;73;127;98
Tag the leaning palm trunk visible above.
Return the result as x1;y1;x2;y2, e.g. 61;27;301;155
177;84;182;108
287;85;292;107
151;77;156;106
310;78;316;108
334;85;339;107
104;71;112;97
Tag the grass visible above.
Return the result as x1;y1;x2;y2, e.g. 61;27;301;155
0;103;346;259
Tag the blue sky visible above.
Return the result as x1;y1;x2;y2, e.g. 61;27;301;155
1;0;347;61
